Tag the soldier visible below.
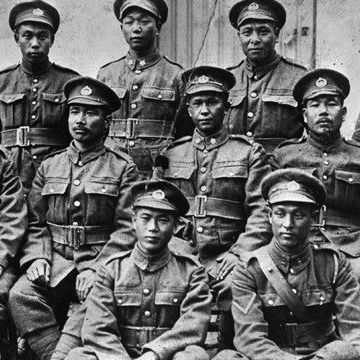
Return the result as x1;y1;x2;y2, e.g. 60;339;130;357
153;66;272;350
64;180;212;360
9;77;139;360
226;0;307;156
271;68;360;281
97;0;190;179
220;169;360;360
0;0;79;195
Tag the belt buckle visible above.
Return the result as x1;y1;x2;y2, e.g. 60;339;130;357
125;119;138;139
194;195;207;218
313;204;326;227
16;126;30;147
69;226;85;250
285;323;299;347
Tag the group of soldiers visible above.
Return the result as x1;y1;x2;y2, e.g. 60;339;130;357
0;0;360;360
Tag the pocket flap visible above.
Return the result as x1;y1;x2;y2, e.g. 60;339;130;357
0;93;26;104
262;94;297;108
142;87;175;101
335;170;360;184
84;182;120;197
113;87;127;99
228;93;246;107
42;92;66;104
212;165;248;179
114;292;141;306
301;288;333;306
154;290;186;305
41;182;68;196
165;166;195;179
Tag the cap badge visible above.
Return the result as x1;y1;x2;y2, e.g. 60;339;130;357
197;75;209;84
152;190;165;200
315;77;328;88
286;181;301;192
32;8;44;16
248;2;259;10
80;86;92;96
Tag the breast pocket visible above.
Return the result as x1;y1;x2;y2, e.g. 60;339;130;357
155;290;186;326
42;181;69;216
114;291;142;323
164;165;195;194
0;93;26;128
141;87;176;118
334;170;360;209
42;92;67;126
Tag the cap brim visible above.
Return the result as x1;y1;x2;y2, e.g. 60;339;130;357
305;89;342;101
134;199;179;213
269;192;316;205
186;85;227;95
67;97;109;107
15;15;54;29
238;13;276;27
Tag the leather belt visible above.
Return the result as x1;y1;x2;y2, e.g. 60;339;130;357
269;317;335;347
119;326;171;348
1;127;69;147
187;196;245;220
313;205;360;228
109;118;175;140
254;137;287;153
47;222;110;250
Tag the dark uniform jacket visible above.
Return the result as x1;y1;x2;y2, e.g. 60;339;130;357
97;50;187;178
232;240;360;359
154;127;272;276
225;54;307;155
80;244;212;360
19;140;139;287
0;61;79;194
272;132;360;264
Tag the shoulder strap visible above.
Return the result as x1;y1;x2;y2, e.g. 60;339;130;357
256;247;312;322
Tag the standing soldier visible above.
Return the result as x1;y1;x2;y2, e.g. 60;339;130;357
9;77;139;360
0;0;79;195
221;169;360;360
153;66;272;350
272;69;360;281
97;0;188;179
226;0;307;156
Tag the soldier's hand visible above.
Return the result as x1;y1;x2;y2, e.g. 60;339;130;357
76;270;95;303
136;351;159;360
217;253;238;280
26;259;51;284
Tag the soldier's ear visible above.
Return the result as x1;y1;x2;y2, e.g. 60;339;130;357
342;107;347;121
302;108;308;123
14;33;20;45
311;209;319;223
131;211;137;230
104;114;111;130
50;34;55;46
267;207;273;224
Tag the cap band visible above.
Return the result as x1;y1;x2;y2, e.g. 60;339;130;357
186;76;229;95
237;4;277;28
134;193;178;213
15;10;54;29
268;181;317;205
120;0;160;20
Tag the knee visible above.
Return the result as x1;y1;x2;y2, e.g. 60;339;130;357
315;340;360;360
212;350;249;360
65;347;86;360
173;345;210;360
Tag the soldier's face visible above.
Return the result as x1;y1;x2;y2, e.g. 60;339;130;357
133;208;176;255
187;93;228;136
15;23;54;64
68;105;110;145
121;9;158;54
303;95;346;137
238;21;278;65
269;202;316;254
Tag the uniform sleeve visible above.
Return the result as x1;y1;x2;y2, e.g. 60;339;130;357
0;152;28;269
81;265;132;360
333;253;360;354
90;162;139;269
231;144;272;255
19;163;52;268
232;263;299;360
143;264;212;360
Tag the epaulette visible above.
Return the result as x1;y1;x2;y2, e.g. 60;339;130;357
105;250;132;265
170;249;202;266
343;137;360;148
276;136;306;149
229;133;255;145
163;55;183;69
52;63;79;75
43;148;67;160
167;135;192;149
240;250;258;266
106;145;135;163
0;63;20;74
99;56;126;69
282;56;309;71
311;241;339;255
226;60;244;71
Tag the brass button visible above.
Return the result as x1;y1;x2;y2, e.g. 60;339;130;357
74;201;81;207
132;85;139;91
129;141;135;147
246;131;253;137
31;115;36;119
135;69;142;74
313;244;319;249
349;177;354;183
323;160;329;165
78;161;83;167
73;180;80;186
50;188;54;193
290;268;295;274
32;155;37;160
32;88;37;92
173;298;179;304
55;98;59;103
33;78;38;83
322;175;328;180
200;185;207;192
323;152;328;157
157;94;162;99
250;92;257;98
197;226;204;234
292;289;297;294
117;299;123;305
73;221;79;226
267;299;274;305
32;101;36;105
229;172;235;177
200;167;206;173
143;288;150;295
144;311;151;317
131;103;137;109
247;112;254;118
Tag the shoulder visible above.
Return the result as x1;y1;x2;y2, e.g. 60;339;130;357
229;134;256;146
343;137;360;149
226;60;244;71
311;241;340;256
105;250;132;265
163;55;183;69
0;63;20;75
43;148;67;161
52;63;79;75
99;56;126;70
170;249;202;267
281;56;309;71
105;145;136;164
167;136;192;149
276;136;306;150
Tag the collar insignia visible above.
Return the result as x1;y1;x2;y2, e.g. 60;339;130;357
315;77;327;88
139;60;146;67
80;86;92;96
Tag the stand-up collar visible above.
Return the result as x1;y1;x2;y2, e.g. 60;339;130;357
21;57;52;75
66;140;106;165
268;239;311;275
244;52;281;80
132;243;172;272
125;49;162;71
192;126;229;151
308;130;342;151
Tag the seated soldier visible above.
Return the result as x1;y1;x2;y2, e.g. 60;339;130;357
66;180;212;360
217;169;360;360
153;66;272;350
9;77;139;360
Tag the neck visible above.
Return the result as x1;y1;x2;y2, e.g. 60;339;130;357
22;56;50;74
247;49;278;68
129;45;157;59
309;129;341;146
73;138;104;153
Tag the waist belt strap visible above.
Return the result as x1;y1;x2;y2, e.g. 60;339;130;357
109;118;175;140
119;326;171;348
47;222;110;250
187;196;245;220
1;127;69;147
254;137;287;153
313;205;360;227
